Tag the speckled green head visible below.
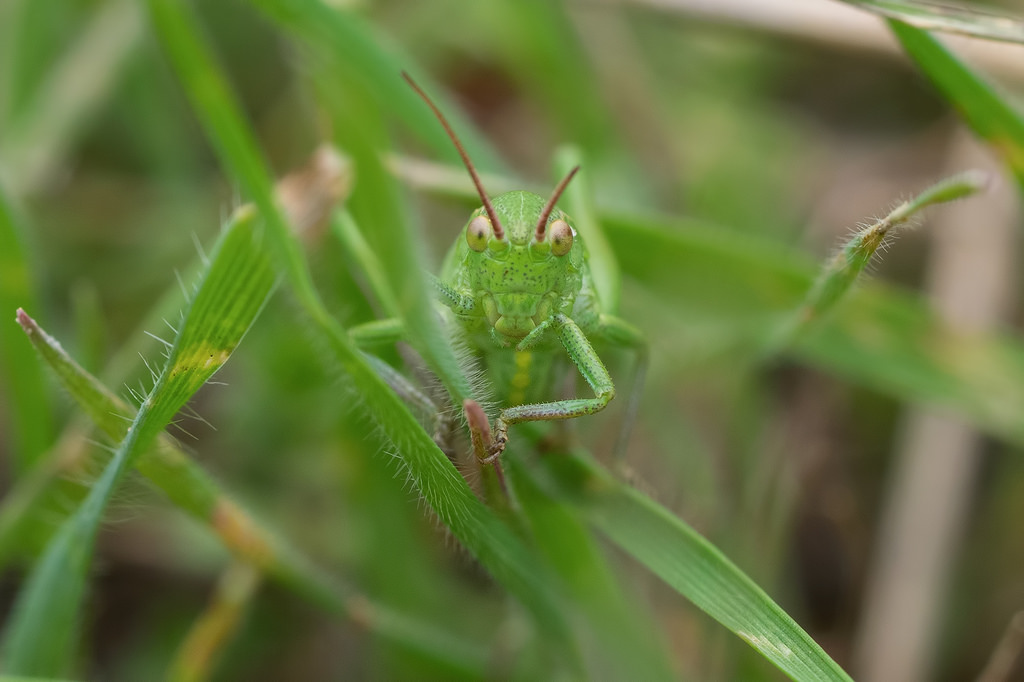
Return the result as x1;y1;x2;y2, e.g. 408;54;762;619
404;72;586;344
453;188;585;341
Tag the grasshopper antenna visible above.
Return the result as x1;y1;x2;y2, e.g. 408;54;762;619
535;165;579;241
402;72;505;241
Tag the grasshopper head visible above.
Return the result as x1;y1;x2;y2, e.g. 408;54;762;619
461;189;584;341
403;73;585;342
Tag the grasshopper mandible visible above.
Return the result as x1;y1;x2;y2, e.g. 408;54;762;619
364;74;647;464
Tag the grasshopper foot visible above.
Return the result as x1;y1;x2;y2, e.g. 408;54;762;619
463;400;494;463
485;419;509;463
464;401;509;500
463;400;508;463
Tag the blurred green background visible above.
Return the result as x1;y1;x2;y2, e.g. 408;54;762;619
1;0;1023;680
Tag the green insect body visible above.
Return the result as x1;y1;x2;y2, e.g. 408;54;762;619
438;191;599;404
394;74;645;461
432;183;641;458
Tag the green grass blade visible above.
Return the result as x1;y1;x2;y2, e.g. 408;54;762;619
7;307;489;674
764;170;988;355
1;205;273;675
0;183;51;472
314;80;478;408
841;1;1024;44
147;0;582;671
508;457;677;681
0;0;142;197
608;212;1024;447
206;0;482;412
538;450;852;682
331;210;402;318
0;0;22;130
553;146;621;314
249;0;503;172
889;20;1024;187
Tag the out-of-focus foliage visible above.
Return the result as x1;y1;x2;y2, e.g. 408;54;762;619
1;0;1023;680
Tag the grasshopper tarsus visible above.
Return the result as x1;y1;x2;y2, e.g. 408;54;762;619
463;399;493;462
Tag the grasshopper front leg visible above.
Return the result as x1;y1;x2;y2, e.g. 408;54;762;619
486;313;615;461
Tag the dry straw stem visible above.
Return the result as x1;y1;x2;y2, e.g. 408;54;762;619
624;0;1024;81
169;562;261;682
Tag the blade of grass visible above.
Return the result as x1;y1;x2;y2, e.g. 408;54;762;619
0;146;347;566
331;210;402;319
533;449;853;682
612;211;1024;449
763;169;988;356
1;201;274;674
506;456;677;681
147;0;583;672
0;183;51;473
840;0;1024;44
310;70;479;409
553;146;621;314
889;20;1024;187
7;226;486;676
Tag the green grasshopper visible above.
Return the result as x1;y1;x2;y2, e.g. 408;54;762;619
357;75;646;465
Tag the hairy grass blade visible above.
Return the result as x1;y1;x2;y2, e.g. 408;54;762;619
1;204;273;674
764;170;988;354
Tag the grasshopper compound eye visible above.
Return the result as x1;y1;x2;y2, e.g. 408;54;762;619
466;215;491;252
549;219;573;256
